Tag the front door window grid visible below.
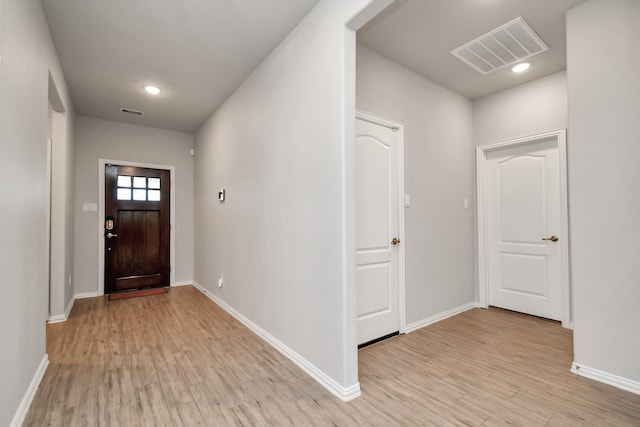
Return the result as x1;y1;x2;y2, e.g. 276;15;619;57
116;175;161;201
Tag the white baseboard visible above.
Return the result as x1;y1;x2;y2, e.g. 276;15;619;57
47;315;66;323
48;292;100;323
571;362;640;395
75;291;100;299
47;296;75;324
405;302;480;334
10;354;49;427
192;282;361;401
47;282;195;324
171;281;192;287
191;281;207;294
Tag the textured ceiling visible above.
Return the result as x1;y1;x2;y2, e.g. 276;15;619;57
358;0;586;100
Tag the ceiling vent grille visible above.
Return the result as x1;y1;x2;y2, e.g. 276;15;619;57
120;107;144;116
451;17;549;75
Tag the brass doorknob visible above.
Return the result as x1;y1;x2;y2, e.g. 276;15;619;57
391;237;400;245
542;235;559;242
106;232;118;239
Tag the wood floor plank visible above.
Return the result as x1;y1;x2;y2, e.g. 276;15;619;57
169;400;207;427
23;286;640;426
137;382;174;427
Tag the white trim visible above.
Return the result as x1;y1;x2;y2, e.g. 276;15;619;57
47;296;74;323
47;314;66;324
557;130;571;327
74;291;100;299
97;159;176;295
45;134;52;319
476;129;572;327
10;354;49;427
571;362;640;395
355;111;407;335
405;302;480;333
171;281;193;287
46;291;104;323
192;282;362;401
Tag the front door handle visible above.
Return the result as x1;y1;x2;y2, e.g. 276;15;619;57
391;237;400;245
542;235;558;242
106;232;118;239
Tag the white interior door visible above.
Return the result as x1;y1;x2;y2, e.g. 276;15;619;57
356;116;402;345
485;137;564;320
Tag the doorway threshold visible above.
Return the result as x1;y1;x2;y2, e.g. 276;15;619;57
358;331;399;350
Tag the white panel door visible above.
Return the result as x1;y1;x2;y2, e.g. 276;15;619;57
486;138;563;320
356;117;400;345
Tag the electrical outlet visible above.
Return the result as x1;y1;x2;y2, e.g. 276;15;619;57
218;274;224;288
68;275;72;288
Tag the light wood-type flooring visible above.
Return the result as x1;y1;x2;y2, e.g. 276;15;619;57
24;285;640;426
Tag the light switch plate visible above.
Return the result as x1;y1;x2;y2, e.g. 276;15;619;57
82;203;97;212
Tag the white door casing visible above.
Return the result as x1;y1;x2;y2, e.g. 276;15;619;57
98;159;176;296
477;130;571;327
355;112;405;345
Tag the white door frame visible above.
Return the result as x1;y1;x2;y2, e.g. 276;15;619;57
97;158;176;295
356;110;406;335
46;113;52;317
476;129;571;327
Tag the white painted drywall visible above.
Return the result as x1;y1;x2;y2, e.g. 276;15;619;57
194;0;386;395
356;45;475;325
567;0;640;384
74;116;194;294
0;0;74;424
49;98;76;320
473;72;568;146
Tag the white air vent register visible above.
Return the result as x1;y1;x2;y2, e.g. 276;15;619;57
451;17;549;75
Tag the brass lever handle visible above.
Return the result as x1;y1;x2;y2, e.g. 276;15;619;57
542;235;559;242
106;232;118;239
391;237;400;245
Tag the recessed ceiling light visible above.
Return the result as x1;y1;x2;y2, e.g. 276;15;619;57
144;85;161;95
512;62;531;73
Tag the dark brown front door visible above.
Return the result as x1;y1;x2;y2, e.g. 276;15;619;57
105;164;170;293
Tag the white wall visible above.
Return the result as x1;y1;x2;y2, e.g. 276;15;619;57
0;0;74;424
473;72;568;146
356;46;475;325
49;85;76;319
194;0;389;398
567;0;640;385
74;116;194;294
